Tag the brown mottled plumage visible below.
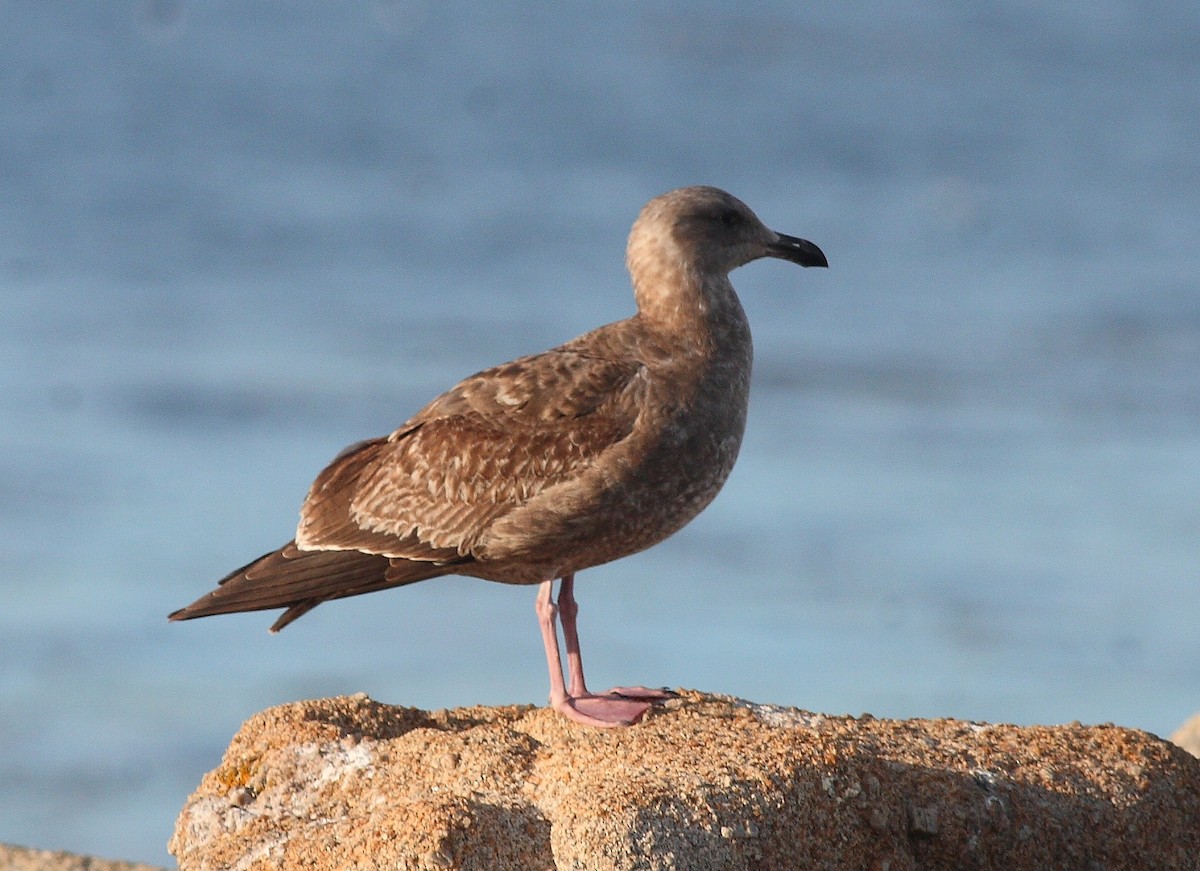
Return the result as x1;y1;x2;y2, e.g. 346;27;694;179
171;186;827;727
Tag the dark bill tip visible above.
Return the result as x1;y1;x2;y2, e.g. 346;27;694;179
769;233;828;268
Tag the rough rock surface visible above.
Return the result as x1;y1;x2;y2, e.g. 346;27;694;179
1173;712;1200;758
171;691;1200;870
0;843;165;871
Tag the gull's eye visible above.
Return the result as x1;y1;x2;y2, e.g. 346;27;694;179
718;208;743;228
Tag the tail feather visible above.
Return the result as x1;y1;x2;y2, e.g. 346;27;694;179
169;541;465;630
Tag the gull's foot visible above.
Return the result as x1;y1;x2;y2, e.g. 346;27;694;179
552;692;664;728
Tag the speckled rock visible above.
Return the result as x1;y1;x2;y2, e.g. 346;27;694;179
170;691;1200;871
0;843;165;871
1172;712;1200;758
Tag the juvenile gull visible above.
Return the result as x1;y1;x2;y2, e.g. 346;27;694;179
170;186;828;727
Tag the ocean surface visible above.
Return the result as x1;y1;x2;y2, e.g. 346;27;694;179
2;2;1198;865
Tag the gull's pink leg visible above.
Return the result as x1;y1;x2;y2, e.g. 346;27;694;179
534;577;659;727
535;579;571;710
558;574;675;703
556;573;590;698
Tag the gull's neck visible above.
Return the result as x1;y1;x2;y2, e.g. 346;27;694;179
627;239;746;353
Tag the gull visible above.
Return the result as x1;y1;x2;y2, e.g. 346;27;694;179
170;186;828;727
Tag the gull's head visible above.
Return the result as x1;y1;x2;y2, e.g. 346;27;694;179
627;186;828;286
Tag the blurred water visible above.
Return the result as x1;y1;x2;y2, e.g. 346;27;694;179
1;2;1198;865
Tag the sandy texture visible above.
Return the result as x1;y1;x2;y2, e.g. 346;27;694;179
0;843;165;871
170;691;1200;870
1173;712;1200;757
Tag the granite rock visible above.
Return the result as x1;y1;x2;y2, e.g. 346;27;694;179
0;843;165;871
171;691;1200;870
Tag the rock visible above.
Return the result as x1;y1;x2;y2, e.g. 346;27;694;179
170;691;1200;870
1172;712;1200;757
0;843;166;871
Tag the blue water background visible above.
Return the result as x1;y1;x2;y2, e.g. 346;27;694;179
2;2;1198;865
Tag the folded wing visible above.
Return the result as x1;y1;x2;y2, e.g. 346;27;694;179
170;346;647;629
298;348;646;560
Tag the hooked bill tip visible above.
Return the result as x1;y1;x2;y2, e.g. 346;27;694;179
771;233;828;268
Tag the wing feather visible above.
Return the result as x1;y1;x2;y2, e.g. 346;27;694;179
296;349;645;558
168;541;468;629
